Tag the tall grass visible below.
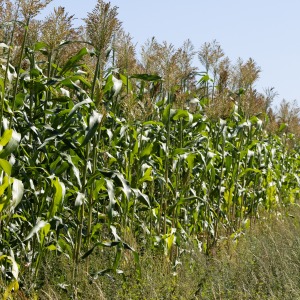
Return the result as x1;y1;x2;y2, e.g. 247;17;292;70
0;1;300;299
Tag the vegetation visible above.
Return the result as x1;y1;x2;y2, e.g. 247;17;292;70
0;0;300;299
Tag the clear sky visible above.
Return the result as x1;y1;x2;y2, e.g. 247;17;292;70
39;0;300;107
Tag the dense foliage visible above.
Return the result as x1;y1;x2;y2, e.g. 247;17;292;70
0;0;300;298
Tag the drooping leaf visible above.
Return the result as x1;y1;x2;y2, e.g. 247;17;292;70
24;219;48;241
10;179;24;211
138;167;153;186
81;110;103;147
172;109;193;123
112;75;122;96
59;47;89;75
106;179;115;223
113;172;132;200
0;130;21;159
62;154;82;189
130;74;161;81
132;188;151;208
110;225;121;241
81;241;120;260
75;192;85;207
141;143;154;157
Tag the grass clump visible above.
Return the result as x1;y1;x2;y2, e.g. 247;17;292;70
20;205;300;299
199;206;300;299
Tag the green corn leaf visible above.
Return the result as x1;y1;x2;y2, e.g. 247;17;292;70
12;214;27;221
62;154;82;189
81;241;120;260
103;74;114;94
75;192;85;207
0;158;11;175
68;75;91;88
81;110;103;147
130;74;161;81
106;179;115;223
174;196;202;208
10;179;24;211
15;93;26;108
113;172;132;200
141;143;154;157
34;41;47;51
142;120;164;127
162;104;171;125
172;109;193;122
24;219;48;241
54;161;69;176
92;178;105;199
3;255;19;280
59;47;89;75
0;175;10;198
130;140;139;163
132;188;151;208
120;73;132;91
40;223;51;244
138;167;153;186
0;77;4;100
238;168;261;178
0;130;13;147
59;78;82;91
48;177;65;219
279;123;287;132
56;98;92;134
0;130;21;159
113;245;122;272
186;153;196;170
46;245;57;251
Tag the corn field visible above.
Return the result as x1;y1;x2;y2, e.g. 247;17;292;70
0;0;300;298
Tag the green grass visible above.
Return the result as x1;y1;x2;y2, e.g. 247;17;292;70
10;204;299;299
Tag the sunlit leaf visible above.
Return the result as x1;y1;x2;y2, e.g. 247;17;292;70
75;192;85;207
24;219;48;241
10;179;24;211
59;47;89;75
81;110;103;146
0;159;11;175
0;130;21;159
48;177;65;219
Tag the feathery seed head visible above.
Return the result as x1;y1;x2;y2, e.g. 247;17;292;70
41;6;75;51
20;0;52;20
85;0;121;54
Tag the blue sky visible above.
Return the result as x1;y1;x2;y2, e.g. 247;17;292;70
40;0;300;107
